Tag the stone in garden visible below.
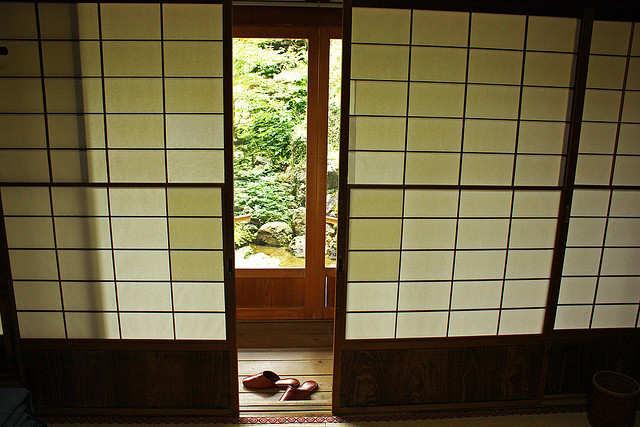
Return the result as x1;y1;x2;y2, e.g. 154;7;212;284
292;207;306;235
289;236;305;258
326;163;339;190
326;193;338;216
255;221;293;246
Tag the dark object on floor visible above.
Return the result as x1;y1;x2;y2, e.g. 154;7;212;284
242;371;300;390
0;388;42;427
280;380;318;401
588;370;640;427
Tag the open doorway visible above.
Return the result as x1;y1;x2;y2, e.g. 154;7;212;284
233;26;341;322
232;20;341;415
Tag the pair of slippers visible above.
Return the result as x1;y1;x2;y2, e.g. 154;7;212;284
242;371;318;401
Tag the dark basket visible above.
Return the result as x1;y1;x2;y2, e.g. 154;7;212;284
588;371;640;427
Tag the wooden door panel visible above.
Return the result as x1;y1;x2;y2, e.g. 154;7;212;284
236;275;306;309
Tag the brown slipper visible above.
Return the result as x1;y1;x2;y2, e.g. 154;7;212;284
279;380;318;401
242;371;300;390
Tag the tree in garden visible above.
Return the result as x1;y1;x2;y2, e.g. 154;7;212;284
233;38;309;249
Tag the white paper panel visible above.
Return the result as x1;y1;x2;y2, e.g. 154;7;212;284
173;282;225;312
114;250;170;281
351;44;409;81
66;313;120;339
100;3;160;40
349;117;406;151
2;187;51;216
401;250;454;281
404;190;458;217
396;312;448;338
591;305;638;329
175;313;226;340
454;250;506;280
0;114;46;148
347;251;400;282
13;281;61;310
350;189;403;218
554;305;591;329
39;3;99;40
349;219;402;250
412;10;469;47
502;280;549;308
62;281;117;311
18;312;66;338
120;313;173;339
448;310;499;336
171;250;224;281
404;152;460;185
345;312;396;339
117;282;172;312
397;281;451;311
346;282;398;312
167;187;222;217
505;250;554;279
558;277;598;304
498;309;545;335
402;219;457;250
162;4;223;40
58;249;114;281
351;8;411;45
451;281;502;309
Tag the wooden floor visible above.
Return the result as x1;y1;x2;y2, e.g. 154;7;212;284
238;347;333;415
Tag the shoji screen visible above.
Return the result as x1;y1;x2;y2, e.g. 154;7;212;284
344;7;578;338
0;2;231;340
556;21;640;330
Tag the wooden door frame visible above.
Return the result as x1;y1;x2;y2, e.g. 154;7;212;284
233;10;341;321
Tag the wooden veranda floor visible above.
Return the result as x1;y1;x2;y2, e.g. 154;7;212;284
238;347;333;416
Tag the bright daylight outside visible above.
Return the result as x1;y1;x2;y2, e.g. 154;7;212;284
233;38;341;268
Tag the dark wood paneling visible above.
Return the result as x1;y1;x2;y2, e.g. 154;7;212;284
22;349;231;411
233;6;341;27
339;345;543;408
545;335;640;396
350;0;640;20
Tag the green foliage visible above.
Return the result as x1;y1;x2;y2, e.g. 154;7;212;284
234;170;297;225
234;221;257;249
233;38;308;173
328;40;342;155
233;38;309;233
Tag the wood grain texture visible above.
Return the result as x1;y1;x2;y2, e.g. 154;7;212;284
236;321;333;348
238;347;332;361
234;6;341;28
238;359;333;376
338;345;543;408
545;336;640;395
22;349;232;410
235;276;306;310
240;390;331;406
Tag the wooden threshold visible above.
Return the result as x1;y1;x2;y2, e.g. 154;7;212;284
236;320;333;348
238;347;333;415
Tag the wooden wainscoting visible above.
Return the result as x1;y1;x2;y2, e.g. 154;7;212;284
20;340;237;416
544;331;640;396
336;342;544;412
